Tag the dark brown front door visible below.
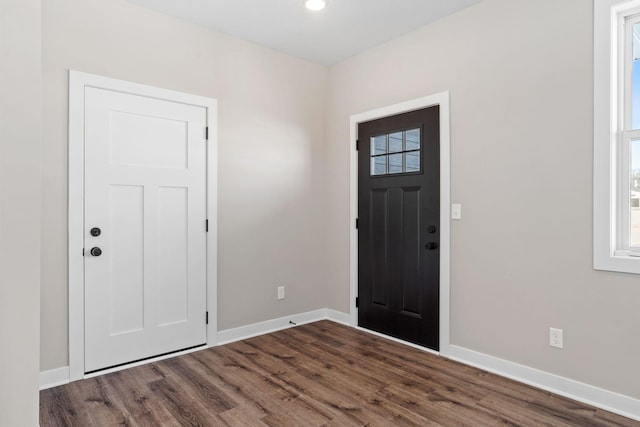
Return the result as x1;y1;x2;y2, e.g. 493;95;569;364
357;106;440;350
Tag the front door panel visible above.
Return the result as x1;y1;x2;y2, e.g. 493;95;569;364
358;106;440;350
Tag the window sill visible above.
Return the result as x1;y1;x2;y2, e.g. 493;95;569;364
595;251;640;274
614;250;636;257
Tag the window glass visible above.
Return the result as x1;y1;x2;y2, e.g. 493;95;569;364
632;23;640;130
371;135;387;155
371;156;387;176
406;129;420;151
631;139;640;246
627;19;640;249
389;153;403;174
406;151;420;173
389;132;403;153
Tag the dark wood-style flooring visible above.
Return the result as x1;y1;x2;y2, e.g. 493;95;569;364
40;321;639;426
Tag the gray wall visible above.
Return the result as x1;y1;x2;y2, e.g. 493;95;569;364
0;0;42;424
41;0;329;371
326;0;640;399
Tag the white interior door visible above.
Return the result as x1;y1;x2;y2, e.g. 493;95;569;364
83;87;208;372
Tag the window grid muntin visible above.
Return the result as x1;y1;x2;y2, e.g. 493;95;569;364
370;128;421;176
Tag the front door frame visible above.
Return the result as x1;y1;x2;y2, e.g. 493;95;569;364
68;70;218;381
349;92;451;356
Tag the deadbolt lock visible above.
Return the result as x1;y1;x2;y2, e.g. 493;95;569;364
90;247;102;257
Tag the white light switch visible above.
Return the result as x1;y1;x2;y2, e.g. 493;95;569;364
452;204;462;220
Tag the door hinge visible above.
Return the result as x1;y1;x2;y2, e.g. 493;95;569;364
356;140;359;151
355;218;359;229
355;297;359;308
205;127;209;140
206;311;209;325
206;219;209;232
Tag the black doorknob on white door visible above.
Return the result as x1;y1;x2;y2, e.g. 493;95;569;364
90;247;102;257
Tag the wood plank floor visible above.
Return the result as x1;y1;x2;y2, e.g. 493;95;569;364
40;321;639;426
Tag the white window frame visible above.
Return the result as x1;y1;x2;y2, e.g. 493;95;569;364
594;0;640;273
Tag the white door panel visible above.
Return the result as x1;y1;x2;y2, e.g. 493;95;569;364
108;184;144;335
109;111;189;169
84;87;207;372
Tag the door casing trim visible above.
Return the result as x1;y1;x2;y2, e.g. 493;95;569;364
349;91;451;356
68;70;218;381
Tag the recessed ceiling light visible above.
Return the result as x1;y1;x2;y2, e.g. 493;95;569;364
305;0;327;11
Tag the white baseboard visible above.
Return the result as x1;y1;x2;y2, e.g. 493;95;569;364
448;345;640;422
39;366;70;390
325;308;351;325
216;308;349;345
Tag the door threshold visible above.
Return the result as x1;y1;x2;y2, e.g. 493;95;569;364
84;343;207;379
354;326;440;357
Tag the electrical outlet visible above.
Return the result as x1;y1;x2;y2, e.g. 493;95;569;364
277;286;285;300
549;327;563;349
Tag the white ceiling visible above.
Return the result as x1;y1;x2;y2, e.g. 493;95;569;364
125;0;484;65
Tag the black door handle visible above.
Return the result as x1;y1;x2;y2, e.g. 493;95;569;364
425;242;438;250
90;227;101;237
90;247;102;257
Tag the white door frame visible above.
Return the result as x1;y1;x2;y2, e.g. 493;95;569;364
68;70;218;381
349;91;451;356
